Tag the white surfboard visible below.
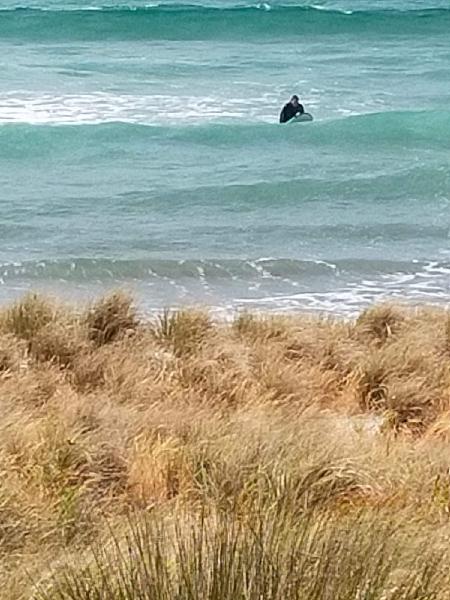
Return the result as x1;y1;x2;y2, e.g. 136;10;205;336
291;113;314;123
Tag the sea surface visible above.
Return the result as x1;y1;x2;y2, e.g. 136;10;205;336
1;0;450;315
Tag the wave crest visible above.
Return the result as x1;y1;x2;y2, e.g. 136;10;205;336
1;110;449;158
0;5;448;41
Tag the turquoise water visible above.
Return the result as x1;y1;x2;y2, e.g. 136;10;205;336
1;1;450;315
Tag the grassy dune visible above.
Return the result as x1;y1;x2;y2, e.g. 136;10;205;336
1;293;450;598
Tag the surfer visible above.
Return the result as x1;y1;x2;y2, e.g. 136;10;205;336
279;95;305;123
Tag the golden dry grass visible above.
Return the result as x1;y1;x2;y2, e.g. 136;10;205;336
1;293;450;597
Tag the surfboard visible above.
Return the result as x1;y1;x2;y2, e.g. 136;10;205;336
291;113;313;123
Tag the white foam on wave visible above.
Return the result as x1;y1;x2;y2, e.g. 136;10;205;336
0;91;282;125
3;256;450;318
228;258;450;317
311;4;352;14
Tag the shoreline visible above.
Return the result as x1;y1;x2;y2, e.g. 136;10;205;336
0;279;446;321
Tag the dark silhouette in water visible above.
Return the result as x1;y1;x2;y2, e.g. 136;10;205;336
279;95;305;123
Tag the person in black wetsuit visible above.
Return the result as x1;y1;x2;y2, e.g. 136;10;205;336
279;95;305;123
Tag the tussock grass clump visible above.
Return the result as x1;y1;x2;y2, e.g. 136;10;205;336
356;304;406;345
30;321;88;367
1;293;450;598
356;350;391;411
84;292;138;346
153;309;212;356
35;509;449;600
233;312;289;341
0;293;57;341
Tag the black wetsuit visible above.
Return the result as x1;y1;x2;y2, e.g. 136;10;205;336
279;102;305;123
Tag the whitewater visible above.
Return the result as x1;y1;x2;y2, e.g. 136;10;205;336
1;0;449;315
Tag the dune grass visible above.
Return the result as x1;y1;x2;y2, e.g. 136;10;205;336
1;293;450;598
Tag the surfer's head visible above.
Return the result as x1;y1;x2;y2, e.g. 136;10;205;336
290;94;300;107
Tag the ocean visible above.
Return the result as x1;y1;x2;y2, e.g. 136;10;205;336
1;0;449;315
